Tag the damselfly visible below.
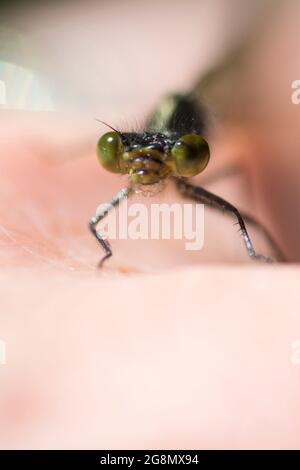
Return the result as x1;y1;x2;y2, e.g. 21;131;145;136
89;92;284;266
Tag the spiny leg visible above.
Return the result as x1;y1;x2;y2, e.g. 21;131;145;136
237;212;286;262
196;167;286;261
89;187;133;267
175;178;281;262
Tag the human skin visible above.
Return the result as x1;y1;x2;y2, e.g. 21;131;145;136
0;109;299;450
1;0;300;451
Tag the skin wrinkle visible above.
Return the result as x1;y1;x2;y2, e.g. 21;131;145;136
0;224;82;270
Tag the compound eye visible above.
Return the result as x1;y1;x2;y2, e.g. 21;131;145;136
171;134;210;177
97;131;124;173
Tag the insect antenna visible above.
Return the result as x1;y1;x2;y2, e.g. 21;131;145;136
94;118;123;136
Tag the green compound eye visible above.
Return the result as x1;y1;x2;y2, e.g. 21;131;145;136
171;134;210;177
97;131;124;173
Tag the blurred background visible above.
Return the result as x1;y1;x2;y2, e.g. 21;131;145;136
0;0;300;263
0;0;273;115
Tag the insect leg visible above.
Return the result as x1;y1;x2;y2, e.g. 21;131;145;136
175;178;284;262
89;187;133;267
237;212;286;262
